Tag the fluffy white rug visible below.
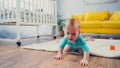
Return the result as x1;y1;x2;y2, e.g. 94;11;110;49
86;39;120;58
21;39;120;58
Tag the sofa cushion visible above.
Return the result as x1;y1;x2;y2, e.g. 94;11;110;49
80;21;103;28
109;10;120;21
84;11;109;21
71;14;84;21
108;13;112;19
71;14;79;20
80;28;120;34
103;21;120;28
76;14;84;21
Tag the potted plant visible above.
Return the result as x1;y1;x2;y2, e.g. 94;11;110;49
57;15;66;37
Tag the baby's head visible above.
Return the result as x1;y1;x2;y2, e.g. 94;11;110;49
65;18;80;43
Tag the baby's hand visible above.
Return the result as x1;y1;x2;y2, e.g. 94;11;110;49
54;54;63;60
79;59;89;66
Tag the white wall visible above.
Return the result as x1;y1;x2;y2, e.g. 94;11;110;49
57;0;120;19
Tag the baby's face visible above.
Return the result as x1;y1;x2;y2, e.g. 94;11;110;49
66;27;80;43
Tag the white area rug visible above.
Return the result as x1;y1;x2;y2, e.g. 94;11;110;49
21;39;120;58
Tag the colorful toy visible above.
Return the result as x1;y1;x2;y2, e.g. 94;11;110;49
110;45;115;50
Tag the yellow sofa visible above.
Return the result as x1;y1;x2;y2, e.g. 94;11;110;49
71;10;120;34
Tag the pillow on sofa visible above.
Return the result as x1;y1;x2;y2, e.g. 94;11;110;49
76;14;84;21
108;13;112;19
84;11;109;21
71;14;79;20
71;14;84;21
109;10;120;21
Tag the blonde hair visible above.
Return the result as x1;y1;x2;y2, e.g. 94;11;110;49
66;18;80;29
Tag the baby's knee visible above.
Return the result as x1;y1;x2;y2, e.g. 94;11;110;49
78;48;83;54
63;45;72;53
63;48;71;53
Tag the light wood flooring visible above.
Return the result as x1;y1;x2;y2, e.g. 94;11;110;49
0;36;120;68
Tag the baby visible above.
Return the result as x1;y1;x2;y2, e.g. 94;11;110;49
55;18;90;66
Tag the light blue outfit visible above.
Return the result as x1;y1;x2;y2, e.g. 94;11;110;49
59;35;89;52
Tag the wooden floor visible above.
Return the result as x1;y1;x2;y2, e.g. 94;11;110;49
0;36;120;68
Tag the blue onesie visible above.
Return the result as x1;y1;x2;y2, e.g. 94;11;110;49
59;35;89;52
